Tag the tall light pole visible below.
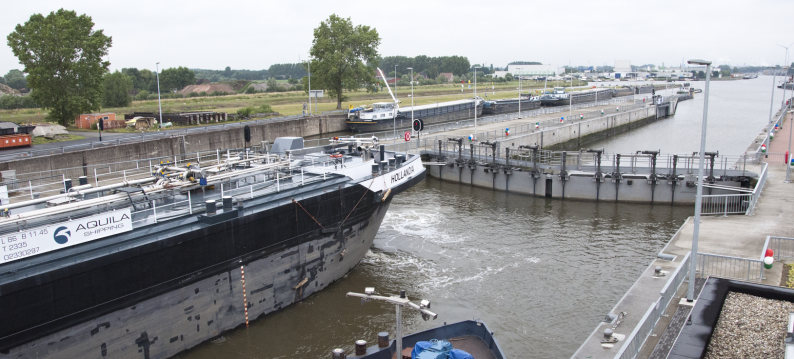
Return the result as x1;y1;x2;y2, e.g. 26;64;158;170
408;67;414;134
155;62;163;129
474;65;480;139
778;43;794;110
686;58;712;302
308;58;312;115
768;66;777;124
395;65;398;98
517;67;522;118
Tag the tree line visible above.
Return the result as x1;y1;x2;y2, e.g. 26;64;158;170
377;55;471;79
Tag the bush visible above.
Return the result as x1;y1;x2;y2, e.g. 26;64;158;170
245;86;256;94
210;90;227;97
287;78;298;85
237;107;254;117
258;104;273;113
188;92;200;98
173;93;184;99
199;91;207;97
136;90;150;101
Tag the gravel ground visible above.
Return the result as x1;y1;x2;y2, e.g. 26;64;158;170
705;292;794;358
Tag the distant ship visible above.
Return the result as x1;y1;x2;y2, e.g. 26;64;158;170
482;95;540;115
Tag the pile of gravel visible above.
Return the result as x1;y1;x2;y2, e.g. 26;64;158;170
705;291;794;358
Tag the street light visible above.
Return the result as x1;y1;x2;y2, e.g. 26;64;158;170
686;58;712;302
408;67;414;134
777;43;794;110
155;62;163;130
395;65;398;99
768;66;777;125
473;65;481;139
517;67;522;118
347;288;437;357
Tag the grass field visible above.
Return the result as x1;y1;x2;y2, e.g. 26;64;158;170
32;134;85;145
0;79;599;127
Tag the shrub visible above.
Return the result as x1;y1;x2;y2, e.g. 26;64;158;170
237;107;254;117
136;90;150;101
258;104;273;113
188;92;200;98
199;91;207;97
245;86;256;94
210;90;227;97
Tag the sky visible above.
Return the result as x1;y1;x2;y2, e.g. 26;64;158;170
1;0;793;74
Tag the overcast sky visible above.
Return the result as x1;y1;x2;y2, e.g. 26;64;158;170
2;0;793;74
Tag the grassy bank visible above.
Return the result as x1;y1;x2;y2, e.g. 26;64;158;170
0;79;596;127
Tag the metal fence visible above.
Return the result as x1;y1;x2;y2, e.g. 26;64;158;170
768;236;794;261
696;253;764;282
614;252;691;359
746;162;768;216
700;193;752;216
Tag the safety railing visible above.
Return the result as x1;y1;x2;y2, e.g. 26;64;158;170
700;193;752;216
767;236;794;261
746;162;768;216
614;252;691;359
696;253;764;282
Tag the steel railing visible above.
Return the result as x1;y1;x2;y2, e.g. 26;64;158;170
767;236;794;261
614;252;691;359
700;193;752;216
696;253;764;282
746;162;768;216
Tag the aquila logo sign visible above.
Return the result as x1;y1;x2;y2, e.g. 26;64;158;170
53;227;70;244
0;208;133;265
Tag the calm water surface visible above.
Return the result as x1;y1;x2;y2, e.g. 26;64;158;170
179;78;777;359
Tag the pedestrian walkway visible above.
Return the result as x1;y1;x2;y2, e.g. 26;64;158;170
573;110;793;359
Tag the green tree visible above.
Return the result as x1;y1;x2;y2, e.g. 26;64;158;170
102;70;132;107
159;66;195;92
266;77;279;92
0;76;5;85
306;14;381;109
7;9;111;125
4;69;27;90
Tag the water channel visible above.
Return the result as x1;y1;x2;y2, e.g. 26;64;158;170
179;77;783;359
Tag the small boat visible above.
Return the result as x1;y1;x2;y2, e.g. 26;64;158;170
343;320;506;359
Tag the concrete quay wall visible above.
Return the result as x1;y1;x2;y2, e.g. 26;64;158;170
488;106;657;151
0;114;347;180
428;164;742;204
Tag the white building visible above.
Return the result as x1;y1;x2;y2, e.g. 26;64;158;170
505;64;563;77
614;60;631;73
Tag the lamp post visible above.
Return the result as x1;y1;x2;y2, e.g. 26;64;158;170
778;43;793;110
474;65;480;139
308;58;312;115
408;67;414;134
395;65;398;98
517;67;522;118
686;58;712;302
768;66;777;124
155;62;163;130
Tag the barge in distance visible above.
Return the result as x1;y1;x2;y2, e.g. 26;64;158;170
346;99;483;133
482;95;540;115
0;136;425;359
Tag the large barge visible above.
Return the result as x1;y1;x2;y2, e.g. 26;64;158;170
0;137;425;359
482;96;540;115
346;99;483;133
540;88;615;107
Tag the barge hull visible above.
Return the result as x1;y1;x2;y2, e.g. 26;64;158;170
0;171;425;359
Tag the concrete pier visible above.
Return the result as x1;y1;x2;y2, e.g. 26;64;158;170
572;109;794;359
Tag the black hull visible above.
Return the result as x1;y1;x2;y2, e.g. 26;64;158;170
482;99;540;115
0;171;426;359
347;105;482;133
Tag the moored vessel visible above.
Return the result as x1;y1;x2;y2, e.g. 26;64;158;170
0;137;425;359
